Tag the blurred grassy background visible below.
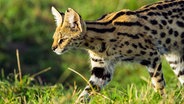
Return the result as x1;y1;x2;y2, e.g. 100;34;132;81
1;0;177;89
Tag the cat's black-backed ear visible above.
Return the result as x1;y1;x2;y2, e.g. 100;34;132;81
51;6;64;26
64;8;83;32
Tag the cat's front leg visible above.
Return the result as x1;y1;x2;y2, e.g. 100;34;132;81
76;54;114;103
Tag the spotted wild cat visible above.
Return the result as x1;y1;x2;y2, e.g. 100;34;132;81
51;0;184;103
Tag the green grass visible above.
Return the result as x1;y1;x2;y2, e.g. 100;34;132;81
0;68;184;104
1;0;184;103
0;55;184;104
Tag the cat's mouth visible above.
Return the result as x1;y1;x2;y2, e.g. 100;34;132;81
54;48;67;55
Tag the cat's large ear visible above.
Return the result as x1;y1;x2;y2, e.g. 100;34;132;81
64;8;83;32
51;6;64;26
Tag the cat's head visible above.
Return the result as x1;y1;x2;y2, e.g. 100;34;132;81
51;7;86;54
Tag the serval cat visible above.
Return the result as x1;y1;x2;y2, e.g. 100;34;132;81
51;0;184;103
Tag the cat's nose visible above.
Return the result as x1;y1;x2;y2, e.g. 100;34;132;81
52;45;58;51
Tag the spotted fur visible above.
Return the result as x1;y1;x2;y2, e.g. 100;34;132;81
51;0;184;103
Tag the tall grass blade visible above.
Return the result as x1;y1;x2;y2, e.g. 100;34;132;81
68;67;95;93
16;49;22;83
31;67;52;78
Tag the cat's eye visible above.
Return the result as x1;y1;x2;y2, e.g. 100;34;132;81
58;39;64;44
